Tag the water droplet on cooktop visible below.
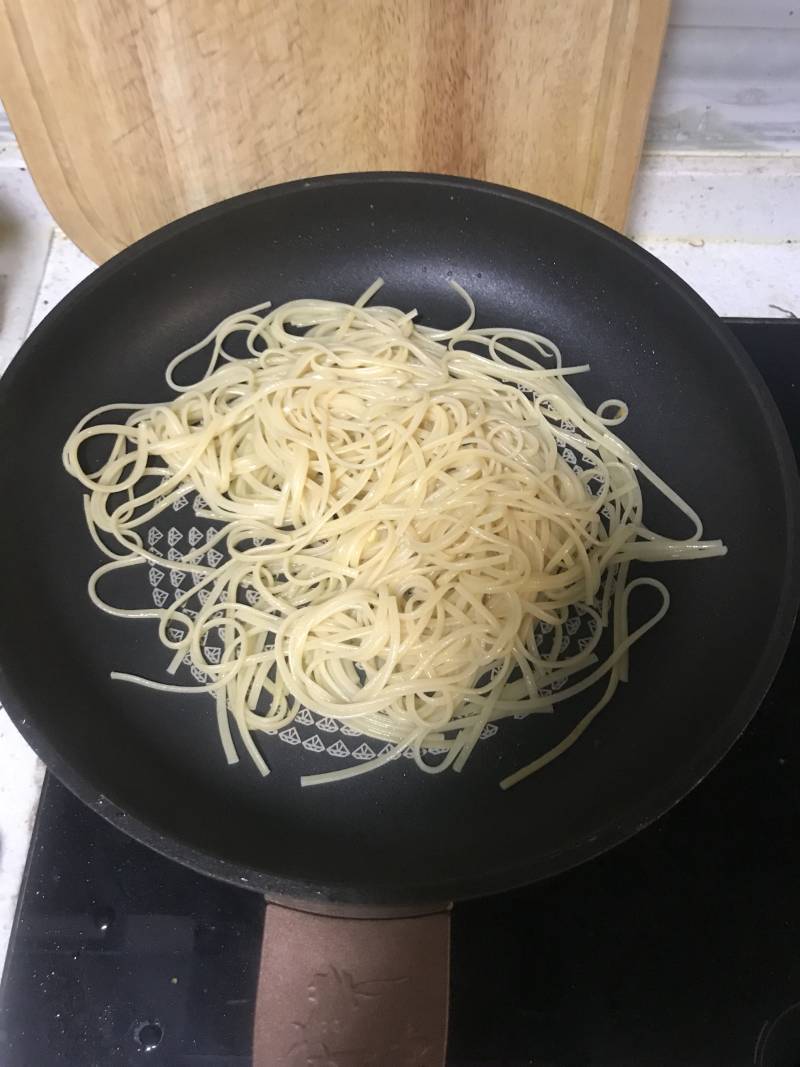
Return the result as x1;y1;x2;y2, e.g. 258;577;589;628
134;1020;163;1052
92;906;115;933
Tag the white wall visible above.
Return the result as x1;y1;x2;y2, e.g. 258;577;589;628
647;0;800;151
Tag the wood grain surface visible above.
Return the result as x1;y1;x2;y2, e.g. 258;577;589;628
0;0;668;262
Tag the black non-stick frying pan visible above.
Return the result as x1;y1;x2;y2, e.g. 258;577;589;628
1;173;797;1064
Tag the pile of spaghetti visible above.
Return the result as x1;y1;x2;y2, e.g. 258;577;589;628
63;281;726;788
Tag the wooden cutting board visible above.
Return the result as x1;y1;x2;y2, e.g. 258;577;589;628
0;0;668;263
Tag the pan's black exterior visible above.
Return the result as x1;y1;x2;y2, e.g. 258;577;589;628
0;174;797;909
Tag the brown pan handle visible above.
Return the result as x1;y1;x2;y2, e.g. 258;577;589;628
253;903;451;1066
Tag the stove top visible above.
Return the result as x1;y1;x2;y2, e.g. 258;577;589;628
1;320;798;1067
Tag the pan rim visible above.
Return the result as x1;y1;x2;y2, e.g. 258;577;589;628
1;171;798;908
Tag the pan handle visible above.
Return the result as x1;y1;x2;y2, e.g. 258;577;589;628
252;902;451;1066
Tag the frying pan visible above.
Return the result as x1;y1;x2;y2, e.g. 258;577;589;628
0;173;797;1065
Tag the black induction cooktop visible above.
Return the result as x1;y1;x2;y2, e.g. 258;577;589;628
1;320;798;1067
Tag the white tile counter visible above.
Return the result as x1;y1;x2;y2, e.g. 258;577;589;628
1;138;798;977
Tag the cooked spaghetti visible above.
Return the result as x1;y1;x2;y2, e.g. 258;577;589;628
63;281;726;788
